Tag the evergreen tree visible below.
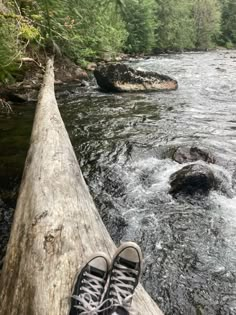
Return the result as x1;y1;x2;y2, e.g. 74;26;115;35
221;0;236;46
1;0;236;84
155;0;195;52
193;0;221;49
122;0;156;54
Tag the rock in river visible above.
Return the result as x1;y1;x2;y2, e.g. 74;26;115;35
94;63;178;92
172;146;215;164
169;163;217;196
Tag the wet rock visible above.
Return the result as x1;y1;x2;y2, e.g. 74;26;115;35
114;56;123;62
94;63;178;92
55;89;71;99
74;68;88;81
80;80;90;87
54;57;89;82
86;63;97;71
173;146;215;164
169;163;217;196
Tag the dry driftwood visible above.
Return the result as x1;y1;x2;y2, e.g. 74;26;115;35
0;58;164;315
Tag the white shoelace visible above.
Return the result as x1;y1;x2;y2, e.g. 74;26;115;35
72;271;111;315
109;262;139;314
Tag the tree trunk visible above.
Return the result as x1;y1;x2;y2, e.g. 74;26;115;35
0;58;164;315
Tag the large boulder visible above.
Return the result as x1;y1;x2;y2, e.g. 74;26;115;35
94;63;178;92
169;163;217;196
172;146;215;164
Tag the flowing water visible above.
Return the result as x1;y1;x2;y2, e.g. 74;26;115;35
1;51;236;314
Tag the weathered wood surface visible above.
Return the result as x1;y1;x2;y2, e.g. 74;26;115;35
0;58;164;315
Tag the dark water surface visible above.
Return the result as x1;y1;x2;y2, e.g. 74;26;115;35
1;51;236;314
0;103;34;268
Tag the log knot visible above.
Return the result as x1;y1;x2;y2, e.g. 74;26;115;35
43;225;63;255
32;211;48;226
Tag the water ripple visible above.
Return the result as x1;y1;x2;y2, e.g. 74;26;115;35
61;51;236;315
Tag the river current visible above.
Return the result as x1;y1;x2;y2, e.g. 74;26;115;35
1;51;236;315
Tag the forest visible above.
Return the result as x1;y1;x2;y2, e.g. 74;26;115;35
1;1;236;315
0;0;236;83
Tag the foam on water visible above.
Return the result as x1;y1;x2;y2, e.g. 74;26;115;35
60;51;236;314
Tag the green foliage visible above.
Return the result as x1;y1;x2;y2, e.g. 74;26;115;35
122;0;156;54
0;1;42;84
0;15;20;83
155;0;196;51
20;22;40;40
193;0;221;49
22;0;127;61
221;0;236;45
0;0;236;84
65;1;127;61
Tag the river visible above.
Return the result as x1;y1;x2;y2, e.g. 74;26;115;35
1;51;236;315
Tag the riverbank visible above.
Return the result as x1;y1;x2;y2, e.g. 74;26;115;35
1;47;235;107
0;56;88;104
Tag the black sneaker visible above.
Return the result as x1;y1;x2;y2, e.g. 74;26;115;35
105;242;143;314
70;253;110;315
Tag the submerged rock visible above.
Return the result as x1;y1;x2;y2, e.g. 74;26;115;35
94;63;178;92
173;146;215;164
169;163;217;196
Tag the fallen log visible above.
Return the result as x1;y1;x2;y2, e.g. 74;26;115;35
0;58;164;315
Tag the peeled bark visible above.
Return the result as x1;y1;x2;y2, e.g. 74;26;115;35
0;58;164;315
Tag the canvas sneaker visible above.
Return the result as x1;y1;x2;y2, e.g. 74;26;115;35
105;242;143;315
70;253;110;315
